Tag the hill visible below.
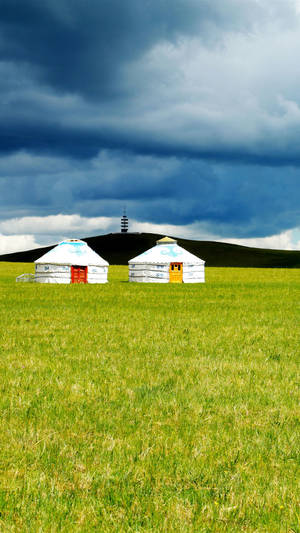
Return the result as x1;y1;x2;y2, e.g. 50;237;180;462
0;232;300;268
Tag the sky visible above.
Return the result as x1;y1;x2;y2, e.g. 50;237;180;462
1;0;300;253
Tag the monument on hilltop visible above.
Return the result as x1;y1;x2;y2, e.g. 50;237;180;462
121;208;128;233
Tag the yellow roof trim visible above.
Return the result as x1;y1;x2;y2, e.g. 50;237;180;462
156;236;177;245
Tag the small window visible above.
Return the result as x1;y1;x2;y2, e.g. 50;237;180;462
178;265;181;271
171;265;174;270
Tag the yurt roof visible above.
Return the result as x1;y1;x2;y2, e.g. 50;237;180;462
35;239;109;266
129;237;205;264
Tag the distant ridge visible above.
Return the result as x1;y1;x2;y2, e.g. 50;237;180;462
0;232;300;268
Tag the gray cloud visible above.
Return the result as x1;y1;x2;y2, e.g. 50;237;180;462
0;0;300;242
0;0;277;99
0;150;299;238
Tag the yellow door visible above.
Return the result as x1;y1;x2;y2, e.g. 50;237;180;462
169;263;183;283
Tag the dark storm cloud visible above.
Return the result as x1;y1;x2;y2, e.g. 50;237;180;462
0;0;300;240
0;0;266;100
0;0;299;163
0;150;299;238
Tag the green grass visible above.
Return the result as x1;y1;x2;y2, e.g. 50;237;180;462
0;263;299;532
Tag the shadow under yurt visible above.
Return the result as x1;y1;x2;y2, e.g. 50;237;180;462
128;236;205;283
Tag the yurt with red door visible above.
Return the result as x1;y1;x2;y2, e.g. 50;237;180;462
34;239;108;284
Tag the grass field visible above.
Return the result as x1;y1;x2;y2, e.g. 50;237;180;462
0;263;299;532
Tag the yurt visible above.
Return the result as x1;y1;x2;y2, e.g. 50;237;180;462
128;237;205;283
34;239;109;284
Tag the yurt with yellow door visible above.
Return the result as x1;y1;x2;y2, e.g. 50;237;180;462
128;237;205;283
34;239;109;284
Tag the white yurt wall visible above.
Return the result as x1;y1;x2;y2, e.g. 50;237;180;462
86;265;108;284
35;263;71;284
129;263;170;283
182;264;205;284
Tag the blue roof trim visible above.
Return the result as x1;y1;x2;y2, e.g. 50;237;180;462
59;241;85;247
138;244;184;258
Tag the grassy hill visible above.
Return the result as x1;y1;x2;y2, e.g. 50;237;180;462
0;232;300;267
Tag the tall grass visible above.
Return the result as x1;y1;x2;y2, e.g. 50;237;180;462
0;263;299;531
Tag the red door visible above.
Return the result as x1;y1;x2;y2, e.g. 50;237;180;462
71;266;87;284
